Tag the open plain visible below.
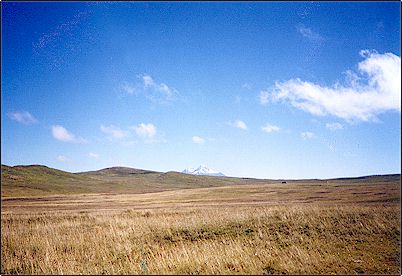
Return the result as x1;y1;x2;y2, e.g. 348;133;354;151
1;166;400;274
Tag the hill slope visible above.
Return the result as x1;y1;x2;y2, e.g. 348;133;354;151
1;164;400;197
1;165;248;197
81;166;158;176
1;165;108;197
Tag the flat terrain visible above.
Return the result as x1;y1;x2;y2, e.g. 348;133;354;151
1;165;400;274
2;180;400;214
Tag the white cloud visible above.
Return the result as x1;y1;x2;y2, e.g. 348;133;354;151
301;131;314;140
132;123;157;139
7;111;38;125
122;74;179;103
230;120;248;130
100;125;128;140
52;125;87;143
261;124;280;133
57;155;68;162
192;136;205;144
121;82;136;95
326;122;343;131
88;152;100;159
265;50;401;122
158;83;172;96
142;74;155;89
259;90;270;105
141;74;178;102
297;25;323;42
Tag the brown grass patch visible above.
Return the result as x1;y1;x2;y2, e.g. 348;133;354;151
1;181;400;274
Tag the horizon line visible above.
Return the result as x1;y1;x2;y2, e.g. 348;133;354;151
2;163;400;182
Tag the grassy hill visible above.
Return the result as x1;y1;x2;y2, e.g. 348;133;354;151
1;165;249;197
1;164;400;197
80;166;159;176
1;165;107;197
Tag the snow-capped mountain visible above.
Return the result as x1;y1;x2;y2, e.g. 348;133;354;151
182;165;225;176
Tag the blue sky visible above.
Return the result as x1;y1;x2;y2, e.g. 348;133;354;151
2;2;401;179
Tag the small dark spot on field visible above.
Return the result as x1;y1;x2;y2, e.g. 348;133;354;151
263;261;284;275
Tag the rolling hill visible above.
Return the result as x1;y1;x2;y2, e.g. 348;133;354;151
1;164;400;198
1;164;248;197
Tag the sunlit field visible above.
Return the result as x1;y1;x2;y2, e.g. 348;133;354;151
2;180;400;274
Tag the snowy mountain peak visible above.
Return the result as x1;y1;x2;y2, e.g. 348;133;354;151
182;165;225;176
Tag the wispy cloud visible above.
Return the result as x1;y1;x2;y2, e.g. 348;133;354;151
121;74;179;103
7;111;38;125
297;24;323;42
142;74;179;103
33;10;91;51
142;75;155;89
57;155;69;162
242;83;252;90
100;125;128;140
259;90;270;105
296;24;325;63
301;131;314;140
132;123;157;139
230;120;248;130
262;50;401;122
100;123;163;144
32;10;93;70
121;82;137;95
192;136;205;144
326;122;343;131
52;125;87;143
88;152;100;159
130;123;166;144
261;124;280;133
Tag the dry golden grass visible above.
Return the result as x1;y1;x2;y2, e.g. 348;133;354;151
1;181;400;274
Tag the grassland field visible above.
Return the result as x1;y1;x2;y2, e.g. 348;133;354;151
1;165;400;274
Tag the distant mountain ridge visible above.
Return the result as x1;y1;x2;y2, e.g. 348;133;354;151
182;165;225;176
